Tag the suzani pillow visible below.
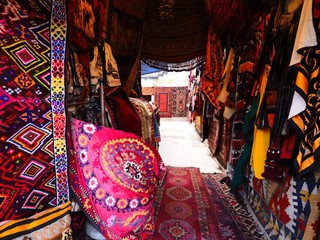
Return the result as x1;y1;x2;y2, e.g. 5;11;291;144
68;118;166;240
0;202;72;240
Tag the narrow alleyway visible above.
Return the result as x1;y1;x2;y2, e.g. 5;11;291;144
158;117;224;174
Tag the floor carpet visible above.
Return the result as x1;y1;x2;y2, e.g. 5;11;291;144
154;166;267;240
202;173;268;240
153;166;221;239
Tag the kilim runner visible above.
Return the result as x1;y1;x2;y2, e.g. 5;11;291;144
153;166;221;239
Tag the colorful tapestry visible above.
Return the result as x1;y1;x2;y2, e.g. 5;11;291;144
171;87;188;117
155;87;173;118
0;0;69;221
153;166;222;239
246;168;320;240
215;118;232;169
202;173;268;240
69;118;166;239
201;28;224;108
208;114;221;156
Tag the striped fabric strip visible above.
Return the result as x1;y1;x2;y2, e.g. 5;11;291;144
0;202;71;239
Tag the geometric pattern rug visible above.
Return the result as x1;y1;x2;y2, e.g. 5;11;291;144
172;87;188;117
153;166;222;239
0;0;69;221
246;168;320;240
155;87;173;118
202;173;268;240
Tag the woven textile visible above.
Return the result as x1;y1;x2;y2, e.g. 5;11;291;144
201;29;224;109
0;0;69;221
69;118;166;239
155;87;173;118
153;166;221;239
202;173;267;240
172;87;188;117
141;0;207;64
208;115;221;156
105;89;142;137
129;97;155;144
289;46;320;178
215;118;232;169
246;168;320;240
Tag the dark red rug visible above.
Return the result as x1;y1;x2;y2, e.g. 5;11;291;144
153;166;221;239
202;173;268;240
155;87;173;118
172;87;188;117
154;167;267;240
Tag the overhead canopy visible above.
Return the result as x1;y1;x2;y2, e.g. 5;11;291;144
141;0;207;69
141;61;161;75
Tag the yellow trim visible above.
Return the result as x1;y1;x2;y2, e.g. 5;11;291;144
300;156;315;173
291;115;304;132
0;202;71;238
295;71;308;95
296;151;303;167
314;137;320;153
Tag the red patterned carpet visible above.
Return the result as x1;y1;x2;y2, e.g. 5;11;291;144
153;166;221;239
154;167;267;240
201;173;267;240
155;87;173;118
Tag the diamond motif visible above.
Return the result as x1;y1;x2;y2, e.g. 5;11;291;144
45;176;56;189
7;123;51;154
41;139;54;157
18;158;47;181
43;110;52;121
166;187;192;201
165;201;192;219
159;220;195;239
14;73;35;89
44;121;53;132
0;184;19;212
16;48;36;65
2;41;47;73
33;67;50;89
29;22;50;47
22;190;48;209
0;88;14;110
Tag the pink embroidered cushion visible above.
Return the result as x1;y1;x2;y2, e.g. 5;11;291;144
69;118;166;239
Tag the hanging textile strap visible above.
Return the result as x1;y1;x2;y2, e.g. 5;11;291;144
68;49;82;95
97;41;107;126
